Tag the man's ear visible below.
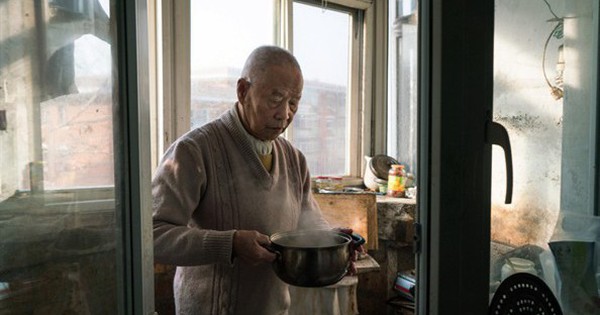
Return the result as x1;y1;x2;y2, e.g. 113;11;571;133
236;78;249;103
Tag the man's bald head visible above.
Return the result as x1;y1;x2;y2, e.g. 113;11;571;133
240;46;302;85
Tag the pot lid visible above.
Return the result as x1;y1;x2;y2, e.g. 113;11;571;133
369;155;399;179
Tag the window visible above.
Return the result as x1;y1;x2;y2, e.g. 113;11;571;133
291;2;352;176
2;2;115;192
41;34;113;189
189;0;274;129
163;0;381;178
0;1;154;313
387;0;418;177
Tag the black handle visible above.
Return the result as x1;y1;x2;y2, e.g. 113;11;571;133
333;228;366;247
262;244;281;260
486;120;513;204
350;233;366;247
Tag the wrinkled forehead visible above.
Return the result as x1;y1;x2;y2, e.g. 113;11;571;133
247;67;303;97
251;63;303;84
268;86;303;100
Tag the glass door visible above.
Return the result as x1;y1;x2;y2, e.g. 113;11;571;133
0;0;153;313
418;0;598;313
489;1;599;314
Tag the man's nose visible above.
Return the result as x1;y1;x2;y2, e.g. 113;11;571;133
274;103;292;120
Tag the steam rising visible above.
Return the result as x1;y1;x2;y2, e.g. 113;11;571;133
271;230;349;248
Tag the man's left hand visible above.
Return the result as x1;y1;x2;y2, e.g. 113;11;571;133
334;227;365;276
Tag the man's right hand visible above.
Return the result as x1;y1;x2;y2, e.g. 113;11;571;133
232;230;277;265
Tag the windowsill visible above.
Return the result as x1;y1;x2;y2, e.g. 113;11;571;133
376;194;416;205
0;188;115;213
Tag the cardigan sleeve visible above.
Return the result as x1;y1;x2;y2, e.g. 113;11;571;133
152;138;235;266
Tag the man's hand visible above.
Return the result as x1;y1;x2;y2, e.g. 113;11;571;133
232;230;277;265
348;243;365;275
334;227;366;276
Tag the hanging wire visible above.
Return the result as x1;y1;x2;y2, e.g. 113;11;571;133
542;23;561;87
543;0;559;19
541;0;564;100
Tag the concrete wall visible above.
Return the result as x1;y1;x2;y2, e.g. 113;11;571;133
0;1;40;198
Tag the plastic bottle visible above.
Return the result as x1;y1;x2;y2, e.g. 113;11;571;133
386;164;406;197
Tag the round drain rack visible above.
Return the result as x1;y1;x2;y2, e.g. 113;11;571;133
489;273;562;315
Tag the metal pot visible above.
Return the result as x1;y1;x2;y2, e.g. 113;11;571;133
363;155;399;191
267;229;364;287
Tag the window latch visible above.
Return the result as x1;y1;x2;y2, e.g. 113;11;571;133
413;222;422;254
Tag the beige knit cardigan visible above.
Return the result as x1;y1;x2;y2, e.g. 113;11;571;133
152;106;329;315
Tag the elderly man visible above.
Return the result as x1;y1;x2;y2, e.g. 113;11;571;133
152;45;331;314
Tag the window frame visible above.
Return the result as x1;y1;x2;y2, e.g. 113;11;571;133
157;0;386;178
116;0;156;312
157;0;190;165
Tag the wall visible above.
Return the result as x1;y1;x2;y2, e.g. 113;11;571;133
560;1;598;215
491;0;567;247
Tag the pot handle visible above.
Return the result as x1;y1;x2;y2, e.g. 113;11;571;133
262;244;281;260
334;228;366;248
350;233;366;247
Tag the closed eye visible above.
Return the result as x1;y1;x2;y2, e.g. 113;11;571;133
289;100;299;112
270;95;284;103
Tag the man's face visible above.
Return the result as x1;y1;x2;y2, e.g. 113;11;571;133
237;64;303;141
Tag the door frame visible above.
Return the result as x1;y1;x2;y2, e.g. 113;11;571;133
417;0;494;313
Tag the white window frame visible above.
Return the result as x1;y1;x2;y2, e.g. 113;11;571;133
156;0;190;164
155;0;387;178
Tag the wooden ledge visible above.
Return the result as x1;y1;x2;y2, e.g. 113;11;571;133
355;253;381;274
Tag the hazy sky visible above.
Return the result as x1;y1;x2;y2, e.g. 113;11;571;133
75;0;349;86
191;0;349;86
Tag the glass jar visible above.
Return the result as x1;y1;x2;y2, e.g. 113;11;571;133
387;164;406;197
374;178;388;194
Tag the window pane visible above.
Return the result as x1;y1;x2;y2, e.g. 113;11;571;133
190;0;274;129
42;34;113;189
387;0;418;176
0;0;121;313
292;2;350;176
